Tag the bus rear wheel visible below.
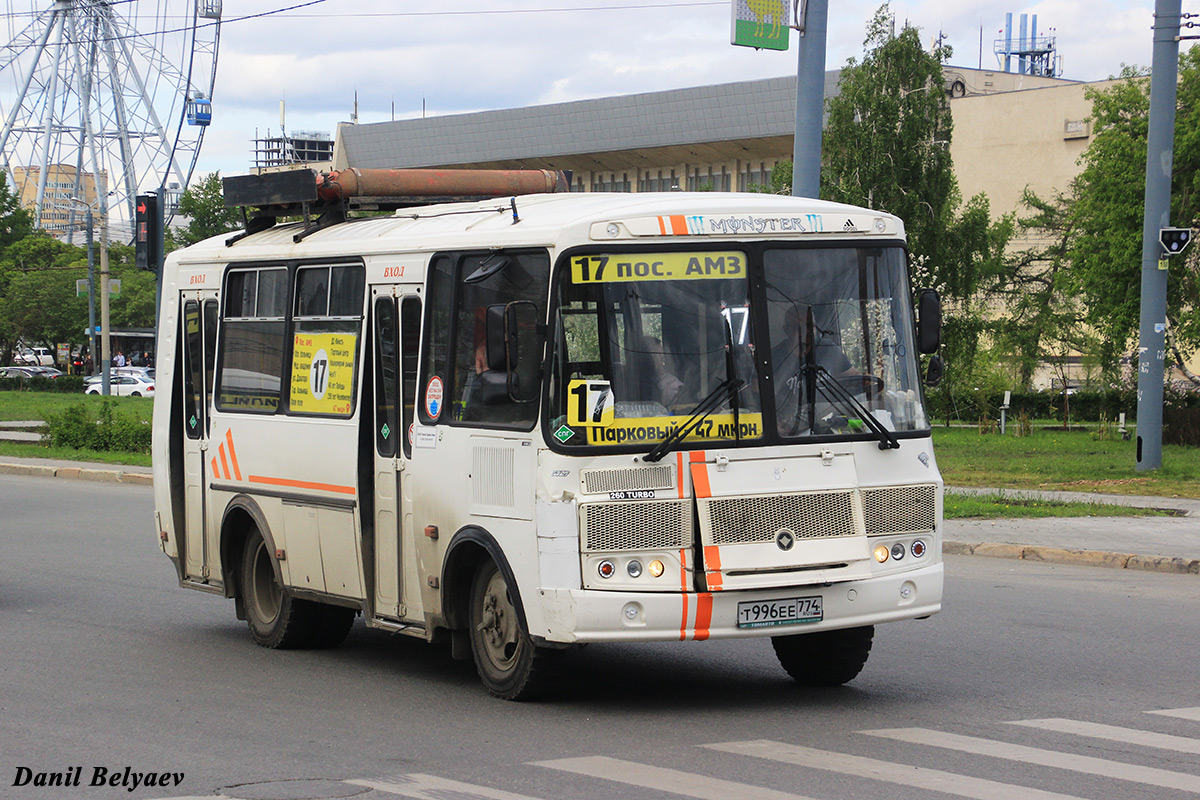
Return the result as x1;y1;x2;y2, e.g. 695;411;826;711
771;625;874;686
241;530;319;649
468;560;557;700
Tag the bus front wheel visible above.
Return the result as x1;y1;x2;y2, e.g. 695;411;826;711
468;560;557;700
771;625;874;686
241;530;318;649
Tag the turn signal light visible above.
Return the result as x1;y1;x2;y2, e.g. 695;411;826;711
873;545;890;563
648;559;665;578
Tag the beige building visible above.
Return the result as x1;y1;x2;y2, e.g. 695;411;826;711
10;163;102;238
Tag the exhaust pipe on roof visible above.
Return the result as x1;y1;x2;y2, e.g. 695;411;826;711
317;168;568;202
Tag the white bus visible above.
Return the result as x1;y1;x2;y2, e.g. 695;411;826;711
152;170;945;699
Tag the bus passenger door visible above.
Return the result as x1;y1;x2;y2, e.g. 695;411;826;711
370;290;421;620
180;294;219;581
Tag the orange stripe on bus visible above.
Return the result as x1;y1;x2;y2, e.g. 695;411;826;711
248;475;357;496
669;215;688;235
658;216;669;235
218;443;230;482
225;429;242;481
210;457;219;478
704;545;723;591
694;593;714;640
690;462;711;498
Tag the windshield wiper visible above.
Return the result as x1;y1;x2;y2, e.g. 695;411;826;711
811;366;899;450
642;377;744;463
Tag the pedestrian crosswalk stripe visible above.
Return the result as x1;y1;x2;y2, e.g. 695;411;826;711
1147;707;1200;722
863;727;1200;793
703;739;1088;800
1008;718;1200;754
532;755;816;800
347;774;546;800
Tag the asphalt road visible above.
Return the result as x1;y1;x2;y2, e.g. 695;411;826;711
1;474;1198;800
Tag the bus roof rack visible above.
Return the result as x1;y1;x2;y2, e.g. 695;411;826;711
222;168;570;245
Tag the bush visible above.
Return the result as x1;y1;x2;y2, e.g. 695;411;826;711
925;386;1200;425
42;400;151;453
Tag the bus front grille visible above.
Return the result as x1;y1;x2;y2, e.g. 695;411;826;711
861;485;937;535
699;491;859;545
581;499;693;552
580;465;675;495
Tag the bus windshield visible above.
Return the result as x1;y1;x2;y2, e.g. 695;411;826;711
545;244;929;453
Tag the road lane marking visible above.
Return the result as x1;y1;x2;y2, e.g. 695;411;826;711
1148;707;1200;722
704;739;1089;800
863;727;1200;793
348;774;545;800
532;756;816;800
1008;718;1200;754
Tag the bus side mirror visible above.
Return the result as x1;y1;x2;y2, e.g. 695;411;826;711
485;304;516;372
485;301;541;404
925;354;944;387
917;289;941;355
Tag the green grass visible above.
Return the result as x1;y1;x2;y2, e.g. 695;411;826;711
0;391;152;466
944;491;1174;520
932;423;1200;499
0;390;152;422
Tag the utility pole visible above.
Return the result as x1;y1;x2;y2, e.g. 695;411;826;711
85;209;95;376
1135;0;1182;471
792;0;828;198
99;173;111;396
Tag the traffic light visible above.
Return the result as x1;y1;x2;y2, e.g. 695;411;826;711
1159;227;1193;256
135;194;161;271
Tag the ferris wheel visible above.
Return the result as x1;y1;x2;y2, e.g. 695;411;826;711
0;0;221;240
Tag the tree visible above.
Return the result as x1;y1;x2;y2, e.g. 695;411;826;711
165;171;241;252
0;233;87;353
1072;54;1200;377
821;4;1014;417
989;187;1091;389
0;174;35;362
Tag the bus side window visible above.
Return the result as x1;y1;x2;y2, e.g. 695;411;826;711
182;300;204;438
374;297;398;457
289;264;365;417
400;297;421;457
216;267;287;413
451;251;549;428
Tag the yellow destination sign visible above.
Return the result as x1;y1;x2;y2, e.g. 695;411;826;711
585;413;764;445
290;332;358;415
570;251;746;284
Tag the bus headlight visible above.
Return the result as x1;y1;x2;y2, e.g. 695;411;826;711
891;543;906;561
627;560;643;578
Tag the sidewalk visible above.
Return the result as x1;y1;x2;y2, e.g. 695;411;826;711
945;487;1200;575
0;430;1197;575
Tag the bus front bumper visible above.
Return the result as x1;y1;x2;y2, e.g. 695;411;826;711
535;561;943;643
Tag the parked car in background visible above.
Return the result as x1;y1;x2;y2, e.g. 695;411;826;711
15;347;54;366
84;366;154;386
1;365;62;379
85;374;154;397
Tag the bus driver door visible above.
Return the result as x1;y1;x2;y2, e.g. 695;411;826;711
370;289;422;622
180;292;219;582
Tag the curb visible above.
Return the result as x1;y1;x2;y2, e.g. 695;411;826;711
0;461;151;486
945;540;1200;576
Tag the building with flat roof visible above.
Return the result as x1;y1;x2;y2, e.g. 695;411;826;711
335;65;1090;219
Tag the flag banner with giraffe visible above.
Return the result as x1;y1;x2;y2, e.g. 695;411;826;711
731;0;790;51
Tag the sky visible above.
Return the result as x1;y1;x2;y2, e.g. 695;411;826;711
72;1;1200;181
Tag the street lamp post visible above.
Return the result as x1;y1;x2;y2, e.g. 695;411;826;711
67;194;110;395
